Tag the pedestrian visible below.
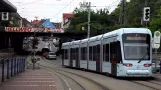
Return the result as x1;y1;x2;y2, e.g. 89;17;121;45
42;51;46;60
37;57;40;69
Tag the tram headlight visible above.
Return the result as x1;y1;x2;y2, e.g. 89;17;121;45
123;63;133;67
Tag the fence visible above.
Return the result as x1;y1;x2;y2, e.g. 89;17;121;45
0;57;26;83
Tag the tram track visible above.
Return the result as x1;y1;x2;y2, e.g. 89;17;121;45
148;80;161;86
131;80;161;90
39;57;109;90
38;56;161;90
40;64;109;90
39;57;110;90
41;65;86;90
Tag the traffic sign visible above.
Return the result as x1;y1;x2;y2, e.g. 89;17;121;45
153;31;161;49
1;12;9;20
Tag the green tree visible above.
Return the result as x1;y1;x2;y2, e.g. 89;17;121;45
68;2;115;35
68;0;161;34
150;7;161;32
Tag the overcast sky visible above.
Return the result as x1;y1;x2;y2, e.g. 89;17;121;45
9;0;120;22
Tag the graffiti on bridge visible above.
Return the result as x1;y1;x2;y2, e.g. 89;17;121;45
5;27;64;33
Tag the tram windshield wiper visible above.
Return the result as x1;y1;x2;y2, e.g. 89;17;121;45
138;53;148;63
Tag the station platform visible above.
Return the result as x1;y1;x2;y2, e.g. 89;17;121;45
0;69;57;90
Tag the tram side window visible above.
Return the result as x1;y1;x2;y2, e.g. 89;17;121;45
110;42;116;63
96;45;100;60
89;46;92;61
70;49;71;59
84;47;87;60
63;49;65;59
116;41;122;63
76;48;79;60
110;41;122;63
81;47;86;60
110;43;112;62
92;46;95;61
103;45;106;61
83;47;86;60
82;47;84;60
81;47;83;60
75;48;77;60
70;48;73;60
106;44;109;62
65;49;68;59
73;48;75;60
93;46;96;61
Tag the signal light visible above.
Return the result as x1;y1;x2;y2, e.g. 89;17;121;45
123;63;133;67
144;64;151;67
143;7;150;21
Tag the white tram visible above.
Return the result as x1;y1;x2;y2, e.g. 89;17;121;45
62;28;152;77
62;42;70;66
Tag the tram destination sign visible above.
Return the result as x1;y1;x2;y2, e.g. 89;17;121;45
126;36;146;40
123;33;150;43
153;31;161;49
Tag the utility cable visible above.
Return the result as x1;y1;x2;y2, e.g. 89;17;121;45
53;0;75;18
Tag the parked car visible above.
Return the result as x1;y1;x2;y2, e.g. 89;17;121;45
46;52;56;60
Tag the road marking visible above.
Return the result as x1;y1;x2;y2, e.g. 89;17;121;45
18;76;53;77
5;85;56;87
49;85;56;86
55;72;72;90
16;78;54;79
13;81;55;82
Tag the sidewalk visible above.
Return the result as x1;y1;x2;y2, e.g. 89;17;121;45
0;69;57;90
0;56;59;90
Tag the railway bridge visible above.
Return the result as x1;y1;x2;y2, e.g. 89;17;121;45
0;27;87;53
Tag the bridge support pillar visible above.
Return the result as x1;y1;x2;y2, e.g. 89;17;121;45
0;35;10;49
12;36;24;53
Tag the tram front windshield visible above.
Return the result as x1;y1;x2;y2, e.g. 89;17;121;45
122;33;150;60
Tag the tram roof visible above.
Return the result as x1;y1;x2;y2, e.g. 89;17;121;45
103;28;152;38
121;28;151;34
80;38;89;44
62;42;71;46
62;28;152;45
70;40;81;45
88;35;103;42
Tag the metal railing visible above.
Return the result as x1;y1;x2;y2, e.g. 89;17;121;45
0;57;26;82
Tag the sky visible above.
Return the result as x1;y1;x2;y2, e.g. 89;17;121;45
9;0;121;22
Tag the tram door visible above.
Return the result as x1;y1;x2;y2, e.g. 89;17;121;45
96;45;101;72
75;48;79;68
111;41;122;76
111;59;117;75
110;42;117;75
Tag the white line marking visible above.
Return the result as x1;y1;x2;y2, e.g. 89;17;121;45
16;78;54;79
49;85;56;86
6;85;39;87
13;81;55;82
55;72;72;90
18;76;52;77
5;85;56;87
